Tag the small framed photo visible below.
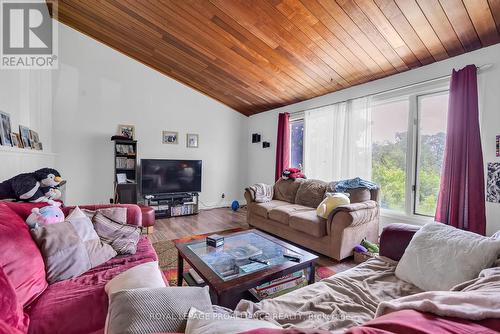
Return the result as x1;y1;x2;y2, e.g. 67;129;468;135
118;124;135;140
116;173;127;184
19;125;31;149
186;133;199;148
162;131;178;144
29;130;40;148
0;111;12;146
10;133;20;148
35;142;43;151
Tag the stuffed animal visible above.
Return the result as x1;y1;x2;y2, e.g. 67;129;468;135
0;168;65;202
282;167;306;180
26;200;65;229
316;192;350;219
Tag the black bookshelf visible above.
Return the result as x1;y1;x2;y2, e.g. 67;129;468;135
112;139;137;204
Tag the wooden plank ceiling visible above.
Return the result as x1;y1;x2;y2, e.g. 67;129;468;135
52;0;500;116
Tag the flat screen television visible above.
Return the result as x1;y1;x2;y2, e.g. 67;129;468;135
141;159;202;195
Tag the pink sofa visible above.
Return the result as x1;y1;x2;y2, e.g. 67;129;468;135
0;201;160;334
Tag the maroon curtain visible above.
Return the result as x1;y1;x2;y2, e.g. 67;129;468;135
435;64;486;235
275;113;290;181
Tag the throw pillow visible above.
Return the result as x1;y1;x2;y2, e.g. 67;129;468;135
185;307;281;334
92;208;141;255
104;261;166;296
104;261;167;334
395;223;500;291
31;207;117;283
316;193;350;218
106;287;212;334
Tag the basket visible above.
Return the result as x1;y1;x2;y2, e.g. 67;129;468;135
354;251;377;264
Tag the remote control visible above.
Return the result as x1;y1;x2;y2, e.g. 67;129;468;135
188;269;205;285
283;253;301;262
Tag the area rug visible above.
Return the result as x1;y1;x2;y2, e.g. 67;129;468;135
152;228;336;287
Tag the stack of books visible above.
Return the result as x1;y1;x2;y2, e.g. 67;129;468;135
116;157;135;169
249;270;307;300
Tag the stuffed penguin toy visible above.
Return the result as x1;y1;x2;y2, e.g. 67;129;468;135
0;168;65;202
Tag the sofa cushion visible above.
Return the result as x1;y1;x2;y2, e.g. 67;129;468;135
3;201;53;220
26;237;157;334
186;307;280;334
295;180;327;208
273;179;303;203
249;200;289;219
346;309;500;334
289;210;327;237
0;203;47;307
0;266;29;333
268;205;312;225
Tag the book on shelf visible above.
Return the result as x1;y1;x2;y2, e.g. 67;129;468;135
115;157;135;169
249;270;307;300
116;144;135;155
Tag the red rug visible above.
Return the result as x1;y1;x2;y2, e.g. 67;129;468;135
152;228;335;287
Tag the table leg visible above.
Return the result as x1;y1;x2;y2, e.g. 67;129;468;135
308;262;315;285
177;253;183;287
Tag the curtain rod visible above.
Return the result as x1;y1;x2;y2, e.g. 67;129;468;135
290;63;493;116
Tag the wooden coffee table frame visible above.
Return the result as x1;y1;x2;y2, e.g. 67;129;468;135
176;229;318;308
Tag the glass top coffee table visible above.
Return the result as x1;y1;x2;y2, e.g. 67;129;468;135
176;229;318;308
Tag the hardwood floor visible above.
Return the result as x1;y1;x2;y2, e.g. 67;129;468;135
149;206;356;274
148;206;249;243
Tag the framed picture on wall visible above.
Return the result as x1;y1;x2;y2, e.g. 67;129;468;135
19;125;31;149
487;162;500;203
118;124;135;140
186;133;199;148
0;111;12;146
162;131;178;144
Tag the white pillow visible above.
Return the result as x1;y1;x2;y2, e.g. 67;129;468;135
104;261;166;334
395;223;500;291
185;307;280;334
105;261;166;295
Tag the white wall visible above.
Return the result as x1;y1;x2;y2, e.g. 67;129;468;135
248;44;500;236
0;70;55;181
52;24;248;207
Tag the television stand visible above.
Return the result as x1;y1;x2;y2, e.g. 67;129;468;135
145;192;199;219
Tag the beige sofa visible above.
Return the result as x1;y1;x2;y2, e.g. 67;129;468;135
244;178;380;261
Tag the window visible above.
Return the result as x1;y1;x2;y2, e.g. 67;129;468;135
371;84;449;218
290;118;304;169
415;92;448;216
371;99;410;213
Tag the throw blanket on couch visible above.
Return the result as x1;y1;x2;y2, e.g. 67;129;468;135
376;266;500;320
332;178;378;193
235;257;421;333
247;183;273;203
